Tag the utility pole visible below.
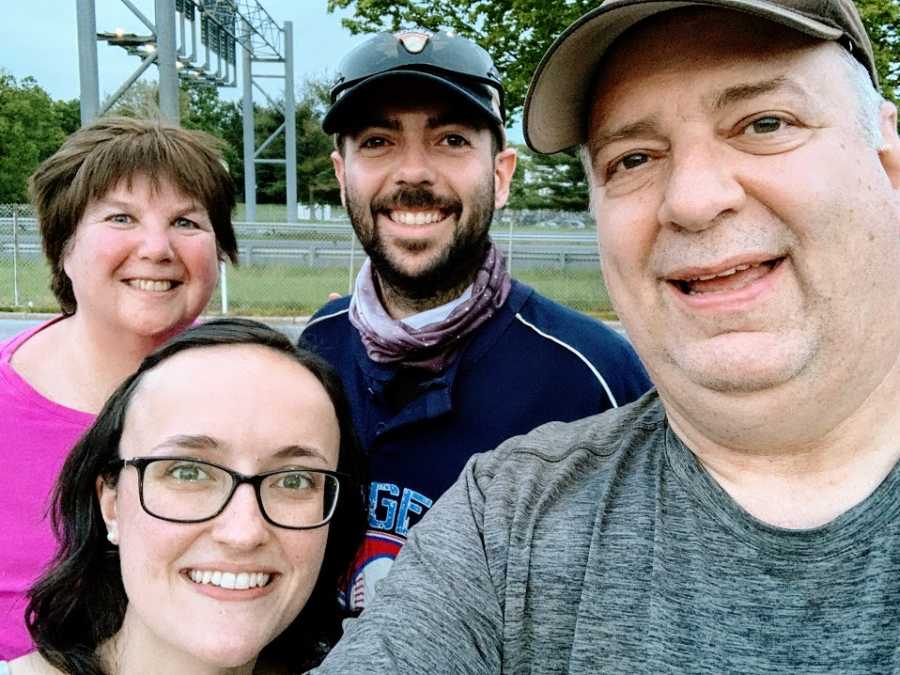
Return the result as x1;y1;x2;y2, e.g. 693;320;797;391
155;0;179;122
284;21;297;223
241;18;257;222
75;0;99;124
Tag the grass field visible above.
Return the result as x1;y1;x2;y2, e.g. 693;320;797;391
0;258;614;318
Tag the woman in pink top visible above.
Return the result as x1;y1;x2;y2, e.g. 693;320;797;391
0;117;238;659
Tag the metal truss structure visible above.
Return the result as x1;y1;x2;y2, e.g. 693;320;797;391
76;0;298;221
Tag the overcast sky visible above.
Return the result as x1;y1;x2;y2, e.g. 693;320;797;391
1;1;524;142
0;0;365;103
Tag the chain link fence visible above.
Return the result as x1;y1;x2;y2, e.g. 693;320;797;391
1;203;612;317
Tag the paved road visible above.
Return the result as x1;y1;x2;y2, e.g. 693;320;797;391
0;318;39;340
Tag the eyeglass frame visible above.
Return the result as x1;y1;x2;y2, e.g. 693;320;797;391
111;456;348;530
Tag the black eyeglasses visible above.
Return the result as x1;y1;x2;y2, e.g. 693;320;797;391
114;457;345;530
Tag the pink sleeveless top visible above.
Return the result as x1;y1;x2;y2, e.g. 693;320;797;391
0;318;94;659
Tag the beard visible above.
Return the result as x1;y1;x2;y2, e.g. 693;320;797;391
345;178;496;301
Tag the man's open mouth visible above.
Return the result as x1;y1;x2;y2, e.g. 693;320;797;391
387;209;450;225
372;186;462;226
668;257;784;296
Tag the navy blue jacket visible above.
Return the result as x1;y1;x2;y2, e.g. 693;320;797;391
301;279;651;609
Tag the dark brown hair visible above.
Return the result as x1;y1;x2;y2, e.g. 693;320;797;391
28;117;239;314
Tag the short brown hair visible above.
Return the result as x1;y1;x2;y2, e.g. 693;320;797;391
29;117;239;314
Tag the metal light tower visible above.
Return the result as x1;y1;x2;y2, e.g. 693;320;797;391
76;0;299;222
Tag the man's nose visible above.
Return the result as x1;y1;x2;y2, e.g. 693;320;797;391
393;141;436;186
656;141;746;232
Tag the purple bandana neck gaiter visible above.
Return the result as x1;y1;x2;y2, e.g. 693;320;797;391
348;242;512;373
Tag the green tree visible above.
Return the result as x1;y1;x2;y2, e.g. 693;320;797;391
177;75;340;206
53;98;82;136
109;79;232;130
222;76;340;206
857;0;900;103
182;80;235;135
181;80;243;182
108;79;166;118
327;0;900;119
0;72;66;202
508;143;588;211
296;76;342;206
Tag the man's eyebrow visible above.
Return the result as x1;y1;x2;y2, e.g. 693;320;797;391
710;76;810;111
588;77;813;156
426;113;484;131
588;117;663;156
353;116;401;133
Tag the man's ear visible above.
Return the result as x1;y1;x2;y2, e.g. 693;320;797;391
493;147;518;209
877;101;900;189
97;475;119;544
331;150;348;208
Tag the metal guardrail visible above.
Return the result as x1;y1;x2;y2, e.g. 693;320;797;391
237;244;598;268
2;230;600;269
0;217;598;242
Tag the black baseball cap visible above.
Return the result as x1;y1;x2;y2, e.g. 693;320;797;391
524;0;878;154
322;30;506;135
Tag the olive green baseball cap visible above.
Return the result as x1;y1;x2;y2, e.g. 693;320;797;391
524;0;877;154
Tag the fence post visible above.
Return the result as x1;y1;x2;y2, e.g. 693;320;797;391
219;260;229;315
12;206;20;307
506;211;514;273
347;232;356;295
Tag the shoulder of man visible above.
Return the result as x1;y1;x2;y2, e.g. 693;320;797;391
312;392;664;673
508;280;652;402
300;295;353;351
468;389;662;496
303;295;352;330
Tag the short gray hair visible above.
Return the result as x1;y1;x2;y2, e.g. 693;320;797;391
837;46;886;148
579;145;597;218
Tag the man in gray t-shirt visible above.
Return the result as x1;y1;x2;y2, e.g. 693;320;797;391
314;1;900;672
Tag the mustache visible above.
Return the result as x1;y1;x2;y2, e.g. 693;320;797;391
371;187;462;213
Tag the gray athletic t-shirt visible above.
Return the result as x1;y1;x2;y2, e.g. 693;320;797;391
315;392;900;674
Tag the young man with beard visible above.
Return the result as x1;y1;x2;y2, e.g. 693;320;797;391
301;30;651;612
312;2;900;672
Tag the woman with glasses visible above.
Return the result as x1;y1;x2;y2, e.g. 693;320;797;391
0;117;239;659
4;319;367;675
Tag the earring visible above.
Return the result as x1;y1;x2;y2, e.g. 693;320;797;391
106;524;119;546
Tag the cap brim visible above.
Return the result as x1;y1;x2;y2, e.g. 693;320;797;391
322;70;504;134
523;0;843;154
